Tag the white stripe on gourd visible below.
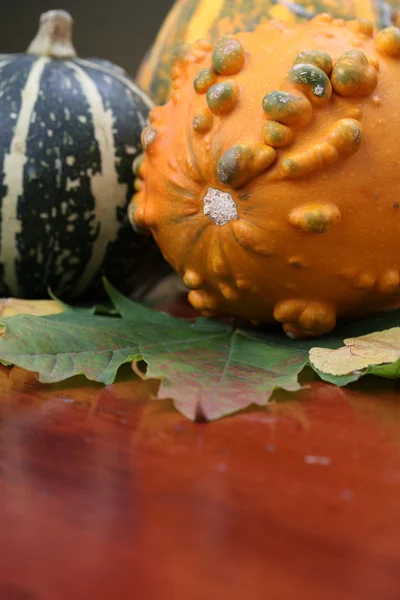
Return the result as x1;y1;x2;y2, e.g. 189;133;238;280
1;11;77;294
67;61;127;296
0;57;49;292
76;58;154;110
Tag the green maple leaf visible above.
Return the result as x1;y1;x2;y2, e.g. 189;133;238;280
0;281;310;420
1;281;400;420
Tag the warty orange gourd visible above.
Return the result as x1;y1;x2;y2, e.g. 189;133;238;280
131;16;400;338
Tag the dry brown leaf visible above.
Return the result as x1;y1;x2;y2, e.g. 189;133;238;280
0;298;64;318
309;327;400;376
0;299;64;338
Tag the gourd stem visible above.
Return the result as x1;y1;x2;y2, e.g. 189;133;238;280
27;10;77;59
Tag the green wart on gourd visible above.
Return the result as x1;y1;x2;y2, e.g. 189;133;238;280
280;118;363;179
206;80;239;114
331;50;378;96
217;142;276;188
289;203;341;234
192;109;213;133
212;37;245;75
262;90;312;127
262;121;294;147
287;63;332;104
293;50;333;75
375;26;400;57
193;68;216;93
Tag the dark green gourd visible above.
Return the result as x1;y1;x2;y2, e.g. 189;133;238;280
0;10;159;298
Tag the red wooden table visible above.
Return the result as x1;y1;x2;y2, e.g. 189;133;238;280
0;364;399;600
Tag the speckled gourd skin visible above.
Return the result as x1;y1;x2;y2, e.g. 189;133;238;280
131;17;400;338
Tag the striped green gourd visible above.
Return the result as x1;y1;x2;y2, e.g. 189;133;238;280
0;9;160;299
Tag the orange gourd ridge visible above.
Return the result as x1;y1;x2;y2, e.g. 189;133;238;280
130;17;400;338
136;0;400;104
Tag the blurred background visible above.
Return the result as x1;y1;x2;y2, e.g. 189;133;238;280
0;0;173;76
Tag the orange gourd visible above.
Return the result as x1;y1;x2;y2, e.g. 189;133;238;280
130;17;400;338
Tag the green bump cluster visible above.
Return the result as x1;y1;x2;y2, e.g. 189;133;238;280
192;34;246;137
192;34;246;102
258;44;377;173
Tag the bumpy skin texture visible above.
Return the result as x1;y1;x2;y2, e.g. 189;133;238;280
131;18;400;338
136;0;400;104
